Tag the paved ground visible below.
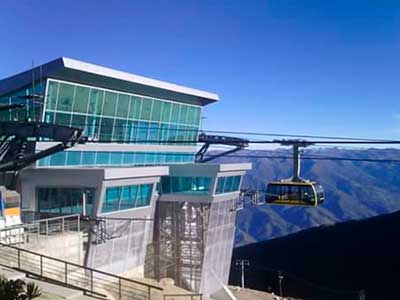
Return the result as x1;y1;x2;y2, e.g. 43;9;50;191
228;286;301;300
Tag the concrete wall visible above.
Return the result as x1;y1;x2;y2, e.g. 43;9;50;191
21;232;85;264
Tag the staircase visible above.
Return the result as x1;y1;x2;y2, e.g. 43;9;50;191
0;243;163;300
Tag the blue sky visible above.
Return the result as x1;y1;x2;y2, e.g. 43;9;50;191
1;0;400;141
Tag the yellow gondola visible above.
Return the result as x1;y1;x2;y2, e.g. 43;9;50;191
265;180;324;206
265;140;325;206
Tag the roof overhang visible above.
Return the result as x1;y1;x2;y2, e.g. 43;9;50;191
0;57;219;106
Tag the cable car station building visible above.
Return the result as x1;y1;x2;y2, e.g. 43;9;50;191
0;57;251;296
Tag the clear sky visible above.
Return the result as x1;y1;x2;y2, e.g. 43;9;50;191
1;0;400;141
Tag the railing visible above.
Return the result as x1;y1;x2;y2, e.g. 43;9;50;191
0;214;84;245
0;243;163;300
27;214;82;236
163;294;203;300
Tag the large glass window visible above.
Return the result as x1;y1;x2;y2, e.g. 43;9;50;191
37;151;194;167
215;176;242;194
43;79;202;146
160;176;212;195
102;184;152;213
37;187;95;215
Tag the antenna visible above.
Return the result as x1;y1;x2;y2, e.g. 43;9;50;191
31;60;35;96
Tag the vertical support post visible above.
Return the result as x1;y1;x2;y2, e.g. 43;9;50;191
278;271;284;297
118;278;122;300
17;248;20;269
65;262;68;284
90;269;93;292
82;192;86;217
77;214;80;232
62;217;65;232
46;220;48;236
293;145;301;181
40;255;43;276
241;262;245;288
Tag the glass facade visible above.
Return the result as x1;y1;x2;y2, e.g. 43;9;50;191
0;82;46;122
44;80;201;145
102;184;153;213
160;176;212;195
37;151;194;167
37;187;95;215
215;176;241;194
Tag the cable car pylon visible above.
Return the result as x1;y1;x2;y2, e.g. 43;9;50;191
266;139;324;206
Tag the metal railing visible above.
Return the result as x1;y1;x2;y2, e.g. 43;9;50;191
163;294;203;300
27;214;82;236
0;243;163;300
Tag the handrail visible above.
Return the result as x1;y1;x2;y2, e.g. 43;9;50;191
0;243;163;300
30;214;81;223
163;294;203;300
0;243;163;290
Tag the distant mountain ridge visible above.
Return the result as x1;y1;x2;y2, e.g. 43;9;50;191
214;148;400;246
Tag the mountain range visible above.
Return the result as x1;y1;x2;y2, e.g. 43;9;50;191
230;210;400;300
214;148;400;246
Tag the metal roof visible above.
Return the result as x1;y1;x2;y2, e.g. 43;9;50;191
0;57;219;106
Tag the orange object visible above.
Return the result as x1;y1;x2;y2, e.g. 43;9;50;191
4;207;20;217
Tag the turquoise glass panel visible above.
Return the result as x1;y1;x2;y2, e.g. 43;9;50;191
170;103;180;123
99;118;113;141
113;119;128;141
110;152;123;165
160;176;212;195
129;96;142;119
216;177;225;194
116;94;130;118
37;187;95;215
148;122;159;142
47;81;59;110
103;91;117;117
66;151;81;165
161;102;172;123
57;83;75;112
137;122;149;143
96;152;110;165
73;86;90;113
88;89;104;115
54;112;71;126
82;152;95;165
140;99;152;120
102;184;152;213
151;100;162;122
215;176;242;194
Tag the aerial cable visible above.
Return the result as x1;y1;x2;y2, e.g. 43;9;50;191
208;154;400;164
36;121;397;142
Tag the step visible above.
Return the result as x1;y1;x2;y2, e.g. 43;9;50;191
0;265;26;280
26;277;84;300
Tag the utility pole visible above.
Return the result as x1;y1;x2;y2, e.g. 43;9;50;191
235;259;250;288
278;271;284;297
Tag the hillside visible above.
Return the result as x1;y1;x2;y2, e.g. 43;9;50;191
229;210;400;300
214;148;400;245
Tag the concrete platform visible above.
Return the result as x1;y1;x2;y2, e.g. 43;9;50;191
0;265;98;300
